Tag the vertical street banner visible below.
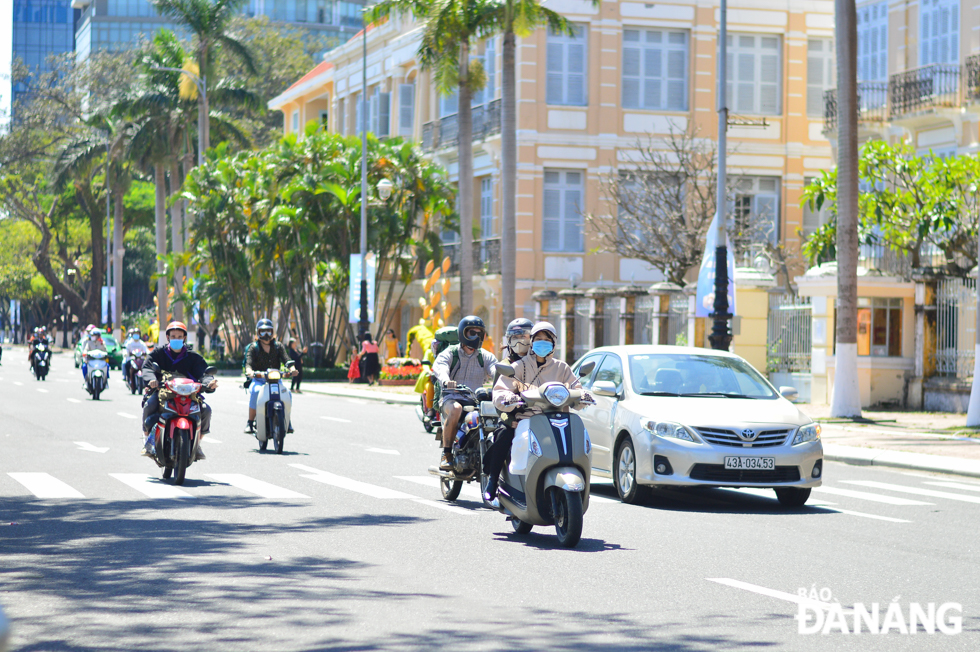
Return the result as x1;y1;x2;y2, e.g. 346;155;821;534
100;287;117;324
348;253;377;324
695;214;737;318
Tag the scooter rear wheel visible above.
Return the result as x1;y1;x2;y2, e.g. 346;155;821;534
440;477;462;501
552;489;584;548
511;518;533;534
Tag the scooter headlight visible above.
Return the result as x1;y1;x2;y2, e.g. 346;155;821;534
543;385;570;407
528;432;543;457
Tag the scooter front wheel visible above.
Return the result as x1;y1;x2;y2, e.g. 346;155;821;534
551;489;584;548
173;432;190;485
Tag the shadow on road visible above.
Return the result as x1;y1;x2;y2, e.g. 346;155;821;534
590;483;834;517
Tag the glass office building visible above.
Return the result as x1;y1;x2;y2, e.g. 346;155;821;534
11;0;77;109
73;0;365;62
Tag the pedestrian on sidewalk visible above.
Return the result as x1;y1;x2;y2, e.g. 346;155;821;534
359;333;381;386
287;338;308;393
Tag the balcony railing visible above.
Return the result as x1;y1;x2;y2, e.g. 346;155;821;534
421;99;501;152
441;237;502;276
823;82;889;131
889;64;960;118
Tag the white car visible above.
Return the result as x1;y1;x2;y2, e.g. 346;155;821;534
572;345;823;507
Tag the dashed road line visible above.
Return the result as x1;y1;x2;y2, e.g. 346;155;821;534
109;473;193;499
814;486;933;506
8;473;84;498
205;474;309;500
843;480;980;505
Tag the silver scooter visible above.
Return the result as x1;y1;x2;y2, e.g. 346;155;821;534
488;363;595;548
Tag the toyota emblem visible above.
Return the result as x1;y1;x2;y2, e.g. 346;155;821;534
739;428;758;441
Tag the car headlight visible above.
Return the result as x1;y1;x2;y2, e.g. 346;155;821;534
793;423;821;445
543;385;570;407
529;432;543;457
643;419;698;443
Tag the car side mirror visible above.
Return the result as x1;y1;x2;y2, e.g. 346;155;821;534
496;363;515;378
578;361;596;377
779;386;799;402
592;380;619;398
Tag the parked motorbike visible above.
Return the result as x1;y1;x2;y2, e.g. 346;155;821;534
253;361;294;454
84;350;109;400
126;350;147;395
427;385;495;500
146;362;216;485
486;362;595;548
32;342;51;381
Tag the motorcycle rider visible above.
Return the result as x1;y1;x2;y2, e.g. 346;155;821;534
484;321;592;502
141;321;216;460
80;328;108;387
122;328;149;389
431;316;498;470
500;318;533;365
244;318;297;435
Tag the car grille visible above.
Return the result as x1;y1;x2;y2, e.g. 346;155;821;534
695;427;791;448
689;464;801;483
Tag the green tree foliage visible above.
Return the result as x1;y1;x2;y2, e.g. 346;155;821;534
801;140;980;275
181;128;455;362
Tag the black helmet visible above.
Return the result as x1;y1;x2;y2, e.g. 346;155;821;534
457;315;486;350
256;318;274;341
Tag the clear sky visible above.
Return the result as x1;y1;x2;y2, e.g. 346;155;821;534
1;4;13;126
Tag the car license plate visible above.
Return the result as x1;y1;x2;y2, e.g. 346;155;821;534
724;456;775;470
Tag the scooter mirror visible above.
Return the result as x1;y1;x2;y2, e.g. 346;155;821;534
286;360;296;369
496;363;515;377
578;361;596;377
204;366;217;375
421;359;432;367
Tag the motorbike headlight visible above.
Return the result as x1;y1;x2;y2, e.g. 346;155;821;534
543;385;570;407
793;423;821;445
529;432;543;457
643;419;698;443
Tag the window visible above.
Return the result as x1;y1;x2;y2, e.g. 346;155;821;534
543;170;584;252
730;176;780;250
574;353;605;389
369;88;390;136
726;34;781;115
920;0;959;66
547;25;587;106
440;92;458;118
622;29;688;111
807;39;835;117
337;98;345;135
802;176;831;237
480;177;494;237
399;83;415;136
858;2;888;81
857;297;902;357
595;355;624;389
319;109;329;126
473;38;496;106
291;110;299;132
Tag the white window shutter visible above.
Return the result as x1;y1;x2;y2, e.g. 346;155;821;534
369;91;379;134
759;54;780;114
546;42;564;103
542;188;561;251
622;46;641;108
567;42;586;105
379;92;390;136
666;48;686;110
564;188;583;252
399;84;414;136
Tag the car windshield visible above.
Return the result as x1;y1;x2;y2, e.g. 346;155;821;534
628;353;777;399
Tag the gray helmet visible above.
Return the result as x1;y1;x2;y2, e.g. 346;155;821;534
504;318;533;355
457;315;486;350
256;318;274;340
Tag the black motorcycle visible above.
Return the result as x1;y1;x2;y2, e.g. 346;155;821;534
32;342;51;381
428;385;494;501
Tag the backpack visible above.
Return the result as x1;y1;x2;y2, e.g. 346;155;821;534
448;344;485;377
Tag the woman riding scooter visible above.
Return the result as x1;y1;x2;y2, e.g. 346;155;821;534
484;322;592;502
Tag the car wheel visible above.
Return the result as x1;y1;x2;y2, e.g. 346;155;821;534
614;437;648;504
775;487;811;507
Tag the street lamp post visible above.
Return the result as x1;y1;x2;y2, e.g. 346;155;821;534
105;135;112;335
709;0;733;351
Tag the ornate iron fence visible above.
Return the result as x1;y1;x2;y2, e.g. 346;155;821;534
442;238;501;276
823;82;889;131
766;294;812;375
420;100;501;152
889;64;960;118
935;277;976;378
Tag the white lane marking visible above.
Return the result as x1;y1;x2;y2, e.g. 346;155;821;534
843;480;980;504
117;412;138;419
717;487;904;520
925;481;980;493
74;441;109;453
55;379;70;383
396;475;483;499
109;474;193;499
321;416;352;423
707;578;835;611
820;508;911;523
37;388;49;393
205;474;309;500
366;447;400;455
236;401;249;406
67;397;81;403
13;381;23;386
719;487;837;506
204;438;222;444
8;473;84;498
292;464;476;516
814;486;934;506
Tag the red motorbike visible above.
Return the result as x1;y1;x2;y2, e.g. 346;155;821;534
148;366;215;485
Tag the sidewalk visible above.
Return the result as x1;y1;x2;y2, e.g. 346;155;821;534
301;381;418;405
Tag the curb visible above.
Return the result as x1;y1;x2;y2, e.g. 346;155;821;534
300;384;417;406
824;443;980;480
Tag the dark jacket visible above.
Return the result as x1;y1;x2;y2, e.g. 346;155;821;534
287;346;304;370
246;340;291;376
143;346;210;383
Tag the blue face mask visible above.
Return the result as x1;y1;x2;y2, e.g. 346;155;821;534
531;340;554;357
169;339;185;351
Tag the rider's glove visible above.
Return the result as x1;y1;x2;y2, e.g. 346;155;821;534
444;380;457;390
581;391;595;405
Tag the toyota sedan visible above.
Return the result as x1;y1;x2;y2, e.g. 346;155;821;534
572;345;823;507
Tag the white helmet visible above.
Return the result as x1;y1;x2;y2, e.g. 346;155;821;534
530;321;557;342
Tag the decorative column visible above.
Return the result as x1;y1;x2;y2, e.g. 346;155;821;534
617;285;648;345
558;288;584;364
531;289;558;323
649;282;683;345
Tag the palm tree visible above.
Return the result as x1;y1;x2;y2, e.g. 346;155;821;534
151;0;257;154
495;0;574;325
369;0;500;317
831;0;861;417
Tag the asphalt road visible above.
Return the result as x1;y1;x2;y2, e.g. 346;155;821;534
1;347;978;651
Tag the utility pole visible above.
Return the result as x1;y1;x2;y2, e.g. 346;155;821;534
709;0;732;351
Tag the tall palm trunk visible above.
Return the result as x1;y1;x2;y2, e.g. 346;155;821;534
831;0;861;417
154;164;168;333
169;162;185;322
458;41;474;317
113;191;124;336
501;27;517;325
